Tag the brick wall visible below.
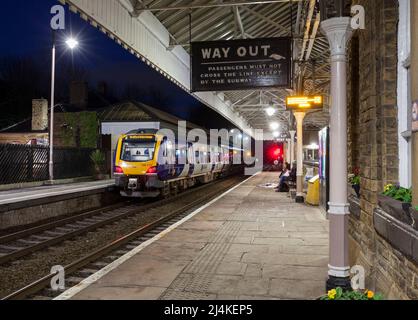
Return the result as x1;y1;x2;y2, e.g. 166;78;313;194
31;99;48;131
347;0;417;299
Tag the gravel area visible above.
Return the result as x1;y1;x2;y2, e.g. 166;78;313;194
0;176;244;298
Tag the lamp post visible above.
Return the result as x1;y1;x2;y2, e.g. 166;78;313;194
289;130;296;165
286;96;323;203
294;112;306;203
48;34;78;181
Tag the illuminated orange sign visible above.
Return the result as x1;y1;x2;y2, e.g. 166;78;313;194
286;96;323;110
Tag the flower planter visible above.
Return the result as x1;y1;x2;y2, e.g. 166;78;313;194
378;194;413;226
410;207;418;232
352;184;360;198
374;207;418;264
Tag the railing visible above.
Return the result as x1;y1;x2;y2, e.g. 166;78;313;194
0;144;95;185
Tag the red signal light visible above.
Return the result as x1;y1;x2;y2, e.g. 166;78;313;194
114;166;124;174
146;166;158;174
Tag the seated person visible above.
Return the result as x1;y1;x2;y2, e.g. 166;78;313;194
289;165;297;182
276;162;291;192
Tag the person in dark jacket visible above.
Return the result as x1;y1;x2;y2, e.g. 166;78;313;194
276;162;291;192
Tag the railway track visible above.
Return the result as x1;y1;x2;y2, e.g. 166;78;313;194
0;176;236;265
1;175;243;300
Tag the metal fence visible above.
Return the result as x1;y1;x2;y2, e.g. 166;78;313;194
0;144;95;185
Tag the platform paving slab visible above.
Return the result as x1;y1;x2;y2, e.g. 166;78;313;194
70;173;329;300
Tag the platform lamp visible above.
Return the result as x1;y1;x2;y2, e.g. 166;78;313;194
48;33;79;181
286;96;323;203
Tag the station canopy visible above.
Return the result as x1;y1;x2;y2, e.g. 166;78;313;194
64;0;332;135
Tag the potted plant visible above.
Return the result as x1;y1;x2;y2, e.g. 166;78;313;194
378;184;413;225
320;287;383;300
90;150;106;180
348;168;360;198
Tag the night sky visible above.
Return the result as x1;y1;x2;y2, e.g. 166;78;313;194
0;0;234;130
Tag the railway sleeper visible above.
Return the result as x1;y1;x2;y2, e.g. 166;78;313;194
91;261;108;269
31;235;53;241
32;295;53;300
55;227;75;233
0;244;23;252
43;231;65;237
102;255;119;262
66;276;85;285
16;239;41;246
77;268;99;277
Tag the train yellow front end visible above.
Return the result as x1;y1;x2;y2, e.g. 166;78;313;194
114;131;164;197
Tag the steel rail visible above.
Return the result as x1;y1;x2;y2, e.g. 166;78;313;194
0;202;130;245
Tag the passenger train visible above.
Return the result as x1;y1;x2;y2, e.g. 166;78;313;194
113;129;243;198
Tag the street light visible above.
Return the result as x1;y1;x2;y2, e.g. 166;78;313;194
65;37;79;50
266;107;276;117
285;95;324;204
269;122;279;131
49;35;79;181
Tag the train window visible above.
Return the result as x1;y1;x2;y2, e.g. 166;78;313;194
121;140;155;162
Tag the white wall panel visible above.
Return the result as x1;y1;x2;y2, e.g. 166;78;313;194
61;0;253;136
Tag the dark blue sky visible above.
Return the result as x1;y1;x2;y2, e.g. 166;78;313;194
0;0;233;129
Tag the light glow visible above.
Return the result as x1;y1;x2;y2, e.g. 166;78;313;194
266;107;276;117
65;37;79;50
269;122;279;131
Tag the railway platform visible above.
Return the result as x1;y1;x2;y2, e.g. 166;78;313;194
60;172;329;300
0;179;117;231
0;179;115;207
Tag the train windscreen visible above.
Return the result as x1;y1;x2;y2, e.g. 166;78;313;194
121;139;156;162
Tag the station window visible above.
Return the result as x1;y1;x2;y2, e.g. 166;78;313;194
398;0;412;188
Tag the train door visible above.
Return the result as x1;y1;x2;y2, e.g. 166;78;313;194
193;144;203;175
176;145;189;178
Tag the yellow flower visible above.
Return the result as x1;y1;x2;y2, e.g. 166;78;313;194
328;289;337;300
367;291;374;299
384;184;393;192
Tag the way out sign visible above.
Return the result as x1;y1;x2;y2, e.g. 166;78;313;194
191;38;291;92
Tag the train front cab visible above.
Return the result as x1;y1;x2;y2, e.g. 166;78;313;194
114;133;164;197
